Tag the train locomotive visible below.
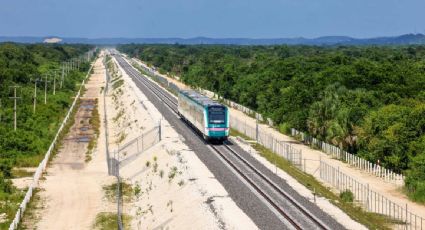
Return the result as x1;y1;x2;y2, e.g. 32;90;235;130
178;90;229;142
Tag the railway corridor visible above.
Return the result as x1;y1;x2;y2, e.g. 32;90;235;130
113;54;350;230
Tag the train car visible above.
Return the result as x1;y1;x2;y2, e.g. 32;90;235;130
178;90;229;142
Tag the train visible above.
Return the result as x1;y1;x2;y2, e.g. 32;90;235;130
177;90;229;142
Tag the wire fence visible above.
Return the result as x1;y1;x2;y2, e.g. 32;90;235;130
320;161;424;229
8;61;94;230
291;128;404;186
230;115;302;168
115;126;161;168
111;126;161;230
103;57;113;175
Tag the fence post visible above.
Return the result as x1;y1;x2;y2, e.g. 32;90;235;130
319;155;322;179
337;166;340;189
255;120;259;142
366;183;370;211
405;203;408;229
158;119;162;141
136;138;139;153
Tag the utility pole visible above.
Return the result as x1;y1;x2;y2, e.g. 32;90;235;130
52;70;57;95
42;74;50;104
9;86;21;131
31;77;41;113
60;66;65;89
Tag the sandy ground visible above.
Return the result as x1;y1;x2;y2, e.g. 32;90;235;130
110;56;257;230
130;57;425;225
28;55;114;230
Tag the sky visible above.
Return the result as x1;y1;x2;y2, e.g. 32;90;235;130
1;0;424;39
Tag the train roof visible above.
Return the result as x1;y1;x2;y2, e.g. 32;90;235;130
179;90;224;107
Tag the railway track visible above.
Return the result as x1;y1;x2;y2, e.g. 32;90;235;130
114;54;336;230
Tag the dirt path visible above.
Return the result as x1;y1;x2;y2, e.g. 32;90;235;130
32;56;112;230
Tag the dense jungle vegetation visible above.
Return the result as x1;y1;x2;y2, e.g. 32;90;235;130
0;42;93;227
119;44;425;202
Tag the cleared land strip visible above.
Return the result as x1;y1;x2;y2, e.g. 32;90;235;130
21;55;114;230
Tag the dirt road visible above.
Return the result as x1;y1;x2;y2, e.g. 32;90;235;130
32;56;112;230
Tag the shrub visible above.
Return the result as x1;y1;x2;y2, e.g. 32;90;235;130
340;189;354;203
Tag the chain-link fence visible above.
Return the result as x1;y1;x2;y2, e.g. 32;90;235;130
115;126;161;168
320;161;424;229
103;57;113;175
112;125;161;230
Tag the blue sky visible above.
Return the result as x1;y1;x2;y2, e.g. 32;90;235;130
1;0;424;38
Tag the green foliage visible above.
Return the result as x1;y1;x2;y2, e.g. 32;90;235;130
112;79;124;90
103;181;133;203
340;190;354;203
118;44;425;201
405;152;425;203
93;212;131;230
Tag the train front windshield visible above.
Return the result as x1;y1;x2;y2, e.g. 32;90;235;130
208;106;226;124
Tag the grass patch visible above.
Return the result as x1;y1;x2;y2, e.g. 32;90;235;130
112;79;124;90
230;128;393;230
340;189;354;203
168;166;178;183
17;188;43;230
112;109;124;123
86;99;100;162
116;132;127;145
11;169;34;178
93;212;131;230
0;187;25;229
103;181;133;203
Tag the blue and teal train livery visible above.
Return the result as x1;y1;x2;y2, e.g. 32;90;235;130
178;90;229;142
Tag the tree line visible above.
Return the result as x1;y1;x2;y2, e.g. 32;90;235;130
118;44;425;202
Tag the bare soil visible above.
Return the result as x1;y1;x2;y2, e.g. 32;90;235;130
26;56;114;230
